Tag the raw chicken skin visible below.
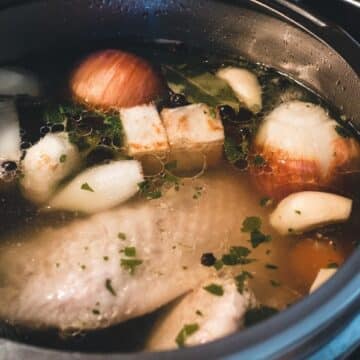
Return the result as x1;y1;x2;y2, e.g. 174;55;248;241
0;167;271;331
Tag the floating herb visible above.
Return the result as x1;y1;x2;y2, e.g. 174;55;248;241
222;246;254;266
224;138;244;163
122;247;136;257
241;217;262;233
120;258;143;275
203;283;224;296
118;232;127;240
244;306;279;327
327;262;339;269
59;154;67;163
196;310;203;316
175;323;200;347
253;154;266;167
235;271;253;294
162;64;239;110
260;197;273;207
92;309;100;315
250;230;271;248
265;263;278;270
81;182;94;192
105;278;116;296
295;210;301;215
270;279;281;287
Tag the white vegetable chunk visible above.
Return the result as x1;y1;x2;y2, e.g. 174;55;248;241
216;67;262;112
0;100;21;162
147;277;256;350
161;104;224;172
310;268;337;293
20;133;81;204
0;68;40;96
119;103;169;173
270;191;352;235
49;160;144;213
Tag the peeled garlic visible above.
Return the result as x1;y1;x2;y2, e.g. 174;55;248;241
20;133;81;204
49;160;144;214
147;277;256;350
270;191;352;235
216;67;262;112
250;101;360;200
310;268;337;293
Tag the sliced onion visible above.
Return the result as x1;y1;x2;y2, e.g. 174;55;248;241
250;101;360;199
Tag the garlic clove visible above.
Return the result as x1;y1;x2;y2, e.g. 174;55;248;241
309;268;337;293
20;133;81;204
49;160;144;214
269;191;352;235
70;49;164;110
250;101;360;200
216;67;262;113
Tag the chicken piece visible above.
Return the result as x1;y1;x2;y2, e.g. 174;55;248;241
20;132;81;204
146;277;256;350
310;268;337;293
269;191;352;235
161;104;224;173
0;168;265;331
120;104;170;173
216;67;262;113
49;160;144;214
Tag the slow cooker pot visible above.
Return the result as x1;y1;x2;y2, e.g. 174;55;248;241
0;0;359;359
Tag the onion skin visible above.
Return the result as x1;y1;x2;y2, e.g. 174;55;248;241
70;49;165;110
249;101;360;200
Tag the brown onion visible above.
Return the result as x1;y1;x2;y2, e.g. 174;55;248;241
70;49;165;109
250;101;360;200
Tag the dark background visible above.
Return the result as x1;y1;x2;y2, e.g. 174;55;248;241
298;0;359;41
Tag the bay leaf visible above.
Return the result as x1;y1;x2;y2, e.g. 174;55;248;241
162;64;240;110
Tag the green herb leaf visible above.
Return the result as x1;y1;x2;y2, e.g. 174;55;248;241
270;279;281;287
105;278;116;296
195;310;203;316
59;154;67;163
138;180;162;199
224;138;244;163
92;309;100;315
120;258;143;275
118;232;126;240
222;246;254;266
241;217;262;232
265;263;278;270
253;154;266;167
162;64;239;110
214;259;224;270
250;230;271;248
295;210;301;215
327;262;339;269
235;271;253;294
203;283;224;296
81;182;94;192
244;306;279;327
175;323;200;347
122;247;136;257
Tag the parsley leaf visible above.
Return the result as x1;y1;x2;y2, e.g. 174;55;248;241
81;182;94;192
235;271;253;294
105;278;116;296
222;246;254;266
241;216;262;232
122;247;136;257
175;323;200;347
120;258;143;275
250;230;271;248
203;283;224;296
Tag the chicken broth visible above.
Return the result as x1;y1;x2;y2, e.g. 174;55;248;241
0;43;359;352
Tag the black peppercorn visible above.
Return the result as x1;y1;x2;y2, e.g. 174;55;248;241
2;161;17;172
201;253;217;267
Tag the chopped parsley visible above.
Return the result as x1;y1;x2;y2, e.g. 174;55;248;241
253;154;266;167
120;258;143;275
203;283;224;296
59;154;67;163
241;216;262;232
327;262;339;269
224;138;245;163
81;182;94;192
250;230;271;248
105;278;116;296
295;210;301;215
196;310;203;316
103;256;109;261
122;247;136;257
138;180;162;199
214;259;224;270
175;323;200;347
222;246;254;266
270;279;281;287
244;306;279;327
235;271;253;294
265;263;278;270
92;309;100;315
118;232;126;240
81;264;86;270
